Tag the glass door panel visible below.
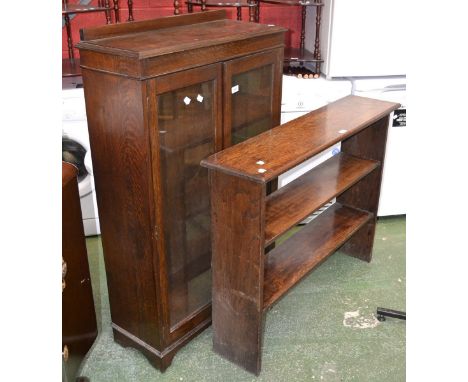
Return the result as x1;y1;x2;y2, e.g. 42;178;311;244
154;65;221;330
223;49;283;147
231;65;274;145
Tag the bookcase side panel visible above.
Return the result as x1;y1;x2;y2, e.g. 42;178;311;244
81;69;162;350
209;170;266;375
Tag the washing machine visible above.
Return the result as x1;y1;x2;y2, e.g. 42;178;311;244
62;76;100;236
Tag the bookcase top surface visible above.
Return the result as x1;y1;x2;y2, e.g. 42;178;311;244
76;14;286;59
201;95;400;183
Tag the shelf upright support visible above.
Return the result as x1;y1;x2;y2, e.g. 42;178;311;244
248;0;256;22
237;6;242;21
174;0;181;15
209;170;266;376
314;1;323;73
300;5;307;53
128;0;134;21
336;116;390;262
64;13;74;60
113;0;120;22
104;0;112;24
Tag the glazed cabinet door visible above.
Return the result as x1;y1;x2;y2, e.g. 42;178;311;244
149;64;222;340
223;48;283;147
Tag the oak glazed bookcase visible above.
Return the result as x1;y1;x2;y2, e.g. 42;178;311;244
76;11;285;370
201;95;400;374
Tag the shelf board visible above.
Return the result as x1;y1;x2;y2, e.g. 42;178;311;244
263;203;372;310
264;153;379;246
283;47;323;63
201;96;400;183
186;0;257;7
62;4;110;15
260;0;323;6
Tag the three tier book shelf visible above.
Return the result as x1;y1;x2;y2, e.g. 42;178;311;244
201;95;400;374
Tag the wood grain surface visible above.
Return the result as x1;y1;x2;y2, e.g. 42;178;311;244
337;116;390;262
80;9;227;41
263;203;372;309
78;11;285;371
82;69;162;350
62;162;98;380
204;94;396;374
77;18;285;58
264;153;379;246
210;170;266;375
201;95;400;182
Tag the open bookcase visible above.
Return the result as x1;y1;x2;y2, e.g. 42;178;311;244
201;95;400;375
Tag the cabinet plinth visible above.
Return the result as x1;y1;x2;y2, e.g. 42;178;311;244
201;95;400;375
76;10;285;371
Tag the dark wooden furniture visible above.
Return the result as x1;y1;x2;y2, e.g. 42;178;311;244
259;0;323;76
76;10;285;371
185;0;259;22
201;95;400;375
62;0;135;77
62;162;98;381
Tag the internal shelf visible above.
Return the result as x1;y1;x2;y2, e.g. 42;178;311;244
263;203;372;310
260;0;323;6
264;152;379;246
186;0;257;6
283;47;323;63
62;3;111;15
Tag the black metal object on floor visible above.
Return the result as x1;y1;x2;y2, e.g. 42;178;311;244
376;307;406;321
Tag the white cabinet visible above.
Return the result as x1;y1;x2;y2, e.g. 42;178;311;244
306;0;406;78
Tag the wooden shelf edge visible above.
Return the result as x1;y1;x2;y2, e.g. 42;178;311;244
260;0;324;7
283;47;323;63
262;203;372;310
264;153;379;246
200;96;400;184
186;0;258;7
63;5;110;15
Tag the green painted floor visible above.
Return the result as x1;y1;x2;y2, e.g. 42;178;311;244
81;216;406;382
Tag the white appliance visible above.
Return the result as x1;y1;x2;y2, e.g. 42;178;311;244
62;77;101;236
351;77;406;216
306;0;405;78
279;75;351;188
303;0;406;216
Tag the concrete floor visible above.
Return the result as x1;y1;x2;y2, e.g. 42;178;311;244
81;216;406;382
